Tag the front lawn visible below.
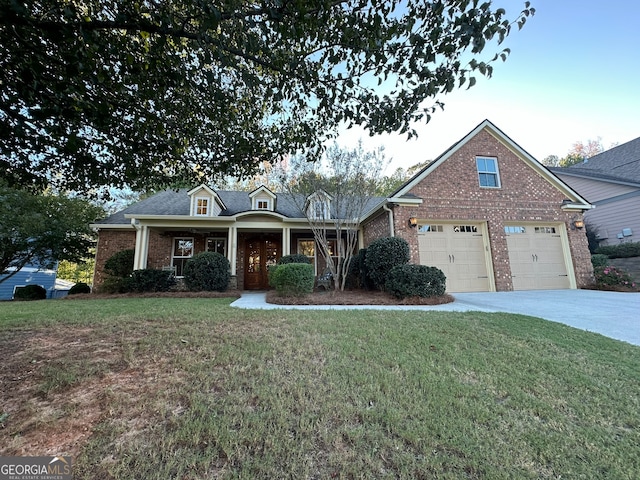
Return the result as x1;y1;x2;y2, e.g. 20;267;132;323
1;298;638;479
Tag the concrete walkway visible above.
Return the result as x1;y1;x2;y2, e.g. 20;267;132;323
231;290;640;346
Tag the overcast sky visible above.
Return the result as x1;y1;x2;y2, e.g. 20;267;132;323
336;0;640;171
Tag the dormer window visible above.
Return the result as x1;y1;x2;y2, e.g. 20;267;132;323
312;200;328;220
187;185;226;217
249;185;277;212
305;190;332;220
195;197;209;216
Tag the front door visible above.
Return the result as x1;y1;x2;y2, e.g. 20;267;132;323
244;236;281;289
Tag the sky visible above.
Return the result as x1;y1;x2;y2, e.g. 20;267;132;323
335;0;640;172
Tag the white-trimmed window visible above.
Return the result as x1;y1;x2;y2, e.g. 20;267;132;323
476;157;501;188
206;237;227;255
195;197;209;216
298;239;316;273
309;199;330;220
256;200;270;210
172;237;194;277
505;226;526;234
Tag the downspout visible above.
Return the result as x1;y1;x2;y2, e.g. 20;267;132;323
382;202;395;237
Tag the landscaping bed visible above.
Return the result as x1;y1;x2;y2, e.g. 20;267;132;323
267;289;455;305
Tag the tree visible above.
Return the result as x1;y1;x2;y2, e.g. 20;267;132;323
0;185;104;284
1;0;534;196
281;142;386;291
541;155;560;167
559;138;607;167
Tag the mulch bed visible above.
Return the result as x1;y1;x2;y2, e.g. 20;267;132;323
266;289;455;305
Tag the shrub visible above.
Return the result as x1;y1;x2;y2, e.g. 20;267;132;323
14;284;47;300
590;254;609;268
183;252;230;292
68;282;91;295
593;266;637;290
124;269;176;293
98;276;128;294
104;249;135;277
365;237;410;290
278;254;311;265
346;248;372;290
385;264;447;298
595;241;640;259
270;263;314;297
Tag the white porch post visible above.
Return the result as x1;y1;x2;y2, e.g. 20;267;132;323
132;221;149;270
228;226;237;276
282;227;291;256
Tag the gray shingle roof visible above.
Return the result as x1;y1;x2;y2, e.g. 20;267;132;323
95;188;384;225
562;136;640;184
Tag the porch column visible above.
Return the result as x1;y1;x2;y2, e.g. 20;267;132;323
132;222;149;270
282;227;291;256
228;226;237;276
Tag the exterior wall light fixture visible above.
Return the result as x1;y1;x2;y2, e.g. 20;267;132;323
408;217;418;228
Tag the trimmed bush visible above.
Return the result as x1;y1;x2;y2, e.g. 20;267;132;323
278;254;311;265
14;284;47;300
365;237;410;290
595;241;640;259
346;248;372;290
270;263;314;297
68;282;91;295
104;249;135;278
593;265;637;290
124;269;176;293
183;252;230;292
385;264;447;299
591;254;609;268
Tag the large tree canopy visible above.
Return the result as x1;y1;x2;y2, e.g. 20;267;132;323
1;0;534;195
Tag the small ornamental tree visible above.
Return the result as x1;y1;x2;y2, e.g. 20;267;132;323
365;237;410;290
183;252;230;292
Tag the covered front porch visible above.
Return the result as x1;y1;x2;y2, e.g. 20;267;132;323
128;214;349;290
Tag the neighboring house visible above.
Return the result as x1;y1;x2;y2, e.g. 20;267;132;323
92;120;594;292
0;261;58;300
551;136;640;246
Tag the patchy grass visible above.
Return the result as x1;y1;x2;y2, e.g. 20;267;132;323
1;298;639;479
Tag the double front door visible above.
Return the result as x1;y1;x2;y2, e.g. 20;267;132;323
244;235;281;290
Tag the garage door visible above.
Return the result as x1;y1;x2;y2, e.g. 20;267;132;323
418;223;490;292
505;225;571;290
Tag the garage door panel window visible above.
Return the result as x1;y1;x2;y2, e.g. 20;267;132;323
453;225;478;233
418;224;443;233
504;226;526;234
535;226;557;234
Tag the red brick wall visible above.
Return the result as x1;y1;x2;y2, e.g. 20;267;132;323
93;229;136;287
371;129;593;290
362;211;392;246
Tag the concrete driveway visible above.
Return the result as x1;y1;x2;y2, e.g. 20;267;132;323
231;290;640;346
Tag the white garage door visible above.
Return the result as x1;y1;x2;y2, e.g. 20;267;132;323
505;225;571;290
418;223;490;292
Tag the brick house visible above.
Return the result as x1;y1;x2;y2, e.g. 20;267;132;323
92;120;594;292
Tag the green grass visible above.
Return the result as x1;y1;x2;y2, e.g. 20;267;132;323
1;298;639;479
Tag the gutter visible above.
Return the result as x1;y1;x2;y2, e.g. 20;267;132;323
382;203;395;237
